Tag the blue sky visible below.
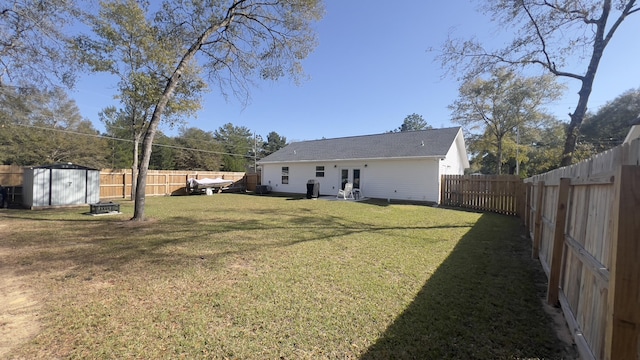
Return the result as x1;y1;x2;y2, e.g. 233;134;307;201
71;1;640;142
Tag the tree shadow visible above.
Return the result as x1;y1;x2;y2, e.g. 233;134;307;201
0;203;575;358
1;208;472;281
359;213;574;360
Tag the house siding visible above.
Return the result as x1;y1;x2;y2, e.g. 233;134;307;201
261;158;441;202
440;138;466;175
262;161;364;196
362;158;440;202
436;135;467;203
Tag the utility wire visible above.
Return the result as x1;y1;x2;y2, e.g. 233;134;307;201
8;122;253;158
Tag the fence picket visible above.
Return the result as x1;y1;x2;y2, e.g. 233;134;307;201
440;174;522;216
525;137;640;360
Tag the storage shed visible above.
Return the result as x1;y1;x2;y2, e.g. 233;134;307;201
23;163;100;209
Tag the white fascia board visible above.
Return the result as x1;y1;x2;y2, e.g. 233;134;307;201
257;155;446;165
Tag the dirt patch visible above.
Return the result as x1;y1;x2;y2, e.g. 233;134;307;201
0;254;41;358
540;300;580;359
114;218;159;228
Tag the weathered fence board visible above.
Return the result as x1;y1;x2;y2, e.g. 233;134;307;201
525;137;640;360
604;165;640;360
0;164;23;186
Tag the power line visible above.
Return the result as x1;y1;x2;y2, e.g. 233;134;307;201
8;122;253;158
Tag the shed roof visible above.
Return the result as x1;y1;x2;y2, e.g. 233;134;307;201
28;163;99;171
259;127;463;163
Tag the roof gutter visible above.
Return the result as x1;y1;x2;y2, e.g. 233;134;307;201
257;155;446;165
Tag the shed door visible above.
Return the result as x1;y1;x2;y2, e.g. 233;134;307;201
51;169;87;206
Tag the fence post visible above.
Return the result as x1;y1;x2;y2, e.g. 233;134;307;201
532;181;545;259
604;165;640;360
547;177;570;305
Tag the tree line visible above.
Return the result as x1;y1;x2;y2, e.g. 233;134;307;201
399;90;639;177
451;70;639;176
1;83;638;179
0;86;288;172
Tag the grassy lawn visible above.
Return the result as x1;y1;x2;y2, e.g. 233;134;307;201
0;194;573;359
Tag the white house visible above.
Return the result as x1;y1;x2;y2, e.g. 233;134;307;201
257;127;469;203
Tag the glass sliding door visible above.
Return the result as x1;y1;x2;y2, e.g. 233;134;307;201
341;169;349;190
340;168;361;189
353;169;361;189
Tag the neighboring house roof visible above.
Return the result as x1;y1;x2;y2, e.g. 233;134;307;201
259;127;464;163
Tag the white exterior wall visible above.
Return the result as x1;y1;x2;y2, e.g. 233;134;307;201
440;131;468;176
262;162;359;195
437;132;469;203
440;143;465;175
362;158;440;202
261;158;442;202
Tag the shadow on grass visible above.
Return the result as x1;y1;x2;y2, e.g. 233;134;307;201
360;213;573;360
0;207;473;281
0;201;575;358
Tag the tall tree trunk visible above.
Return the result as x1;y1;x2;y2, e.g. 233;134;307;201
560;85;590;167
497;137;503;175
560;1;611;167
131;18;233;221
131;132;140;200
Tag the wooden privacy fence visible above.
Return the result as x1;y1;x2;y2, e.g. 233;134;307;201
99;169;253;199
0;166;260;200
0;164;23;186
524;137;640;360
440;174;524;216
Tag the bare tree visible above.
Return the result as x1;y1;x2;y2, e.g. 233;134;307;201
438;0;639;166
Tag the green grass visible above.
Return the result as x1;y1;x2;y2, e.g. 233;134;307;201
0;194;571;359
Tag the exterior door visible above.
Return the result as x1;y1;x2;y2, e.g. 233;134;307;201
340;168;361;190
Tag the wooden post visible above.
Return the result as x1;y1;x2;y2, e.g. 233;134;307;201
605;165;640;360
547;177;570;305
532;181;545;259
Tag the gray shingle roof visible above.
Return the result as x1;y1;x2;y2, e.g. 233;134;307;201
259;127;462;163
